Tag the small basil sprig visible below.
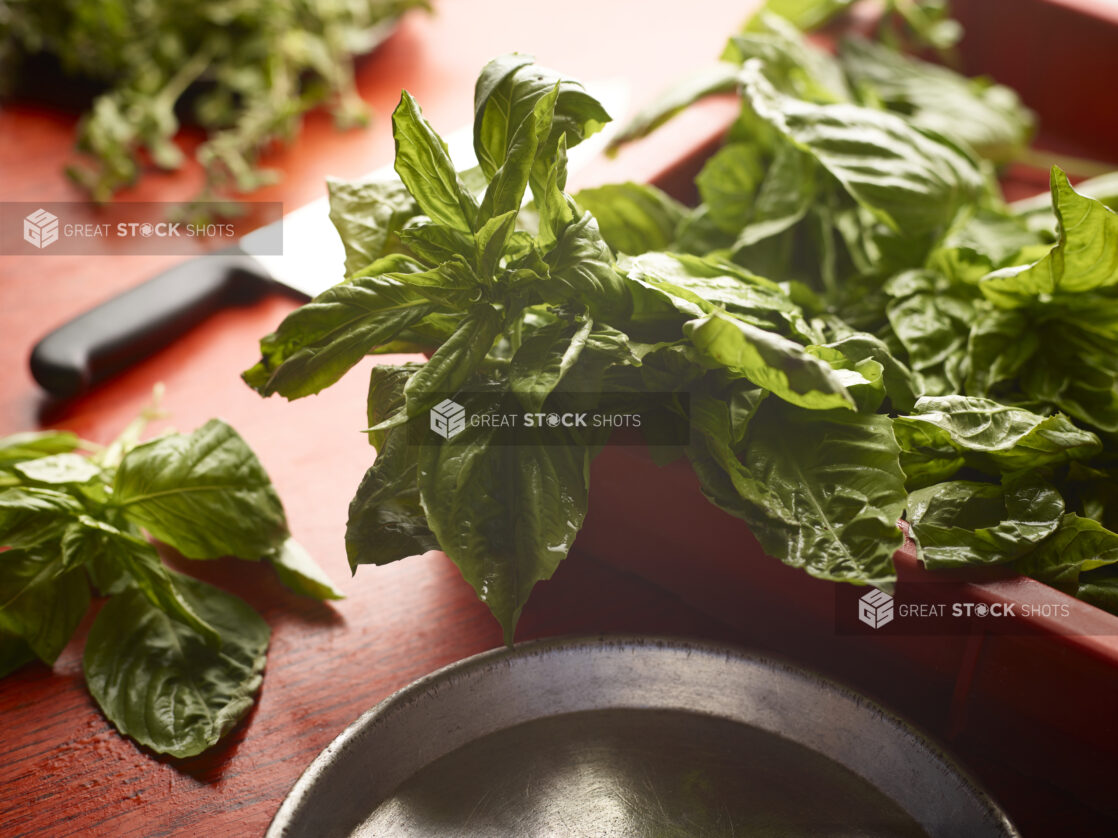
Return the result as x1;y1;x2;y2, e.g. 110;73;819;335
0;400;340;758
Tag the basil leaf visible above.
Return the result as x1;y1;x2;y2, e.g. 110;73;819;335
327;177;419;276
509;318;594;412
83;575;269;758
74;516;220;646
741;60;984;236
1078;568;1118;615
625;252;820;342
0;487;84;549
417;410;590;642
474;55;609;181
1015;514;1118;595
885;270;974;391
478;83;558;227
365;364;418;449
908;476;1064;568
543;212;631;319
818;334;920;412
713;400;906;588
392;91;478;233
243;272;434;399
981;169;1118;306
573;182;686;255
840;37;1033;164
268;537;343;600
696;144;766;234
894;396;1101;478
684;310;855;411
112;419;287;560
14;453;100;485
0;431;81;467
963;308;1037;397
0;549;89;665
387;257;481;309
397;223;476;268
403;304;501;416
727;12;851;102
347;423;439;571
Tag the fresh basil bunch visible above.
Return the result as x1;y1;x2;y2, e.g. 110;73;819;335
0;402;340;757
246;4;1118;642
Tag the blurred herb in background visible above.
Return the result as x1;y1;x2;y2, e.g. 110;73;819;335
0;0;428;209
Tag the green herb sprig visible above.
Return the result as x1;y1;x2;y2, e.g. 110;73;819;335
0;396;341;757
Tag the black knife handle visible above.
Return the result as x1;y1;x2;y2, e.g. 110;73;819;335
30;247;268;399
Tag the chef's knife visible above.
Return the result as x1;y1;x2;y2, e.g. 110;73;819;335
29;81;628;398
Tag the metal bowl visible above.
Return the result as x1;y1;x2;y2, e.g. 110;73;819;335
268;636;1017;837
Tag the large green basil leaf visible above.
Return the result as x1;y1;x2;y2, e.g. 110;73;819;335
981;169;1118;306
623;252;819;342
1015;514;1118;594
83;575;269;758
573;182;686;255
684;311;855;411
741;60;984;236
392;91;478;233
0;549;89;665
417;411;590;642
742;402;906;587
477;83;558;228
908;476;1064;568
112;420;287;560
327;176;419;276
894;396;1101;479
473;55;609;183
243;270;434;399
0;431;81;467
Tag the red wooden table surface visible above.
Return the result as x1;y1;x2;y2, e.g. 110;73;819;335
0;2;755;836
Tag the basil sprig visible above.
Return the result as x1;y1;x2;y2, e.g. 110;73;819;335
0;404;340;757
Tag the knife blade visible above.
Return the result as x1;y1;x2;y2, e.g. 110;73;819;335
29;80;629;398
